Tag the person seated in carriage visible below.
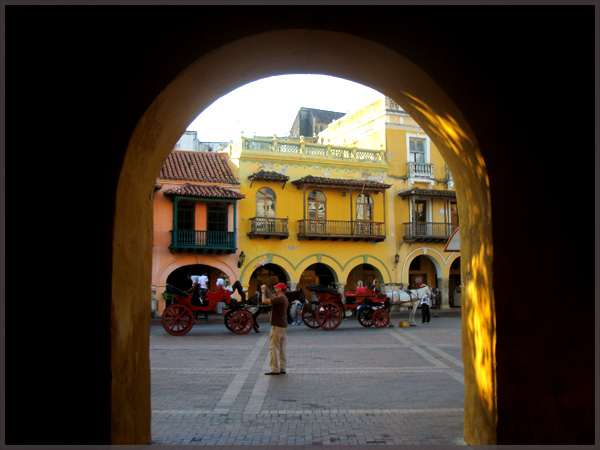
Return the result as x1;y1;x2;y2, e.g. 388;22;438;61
216;272;234;292
371;279;380;293
187;273;208;306
187;272;210;319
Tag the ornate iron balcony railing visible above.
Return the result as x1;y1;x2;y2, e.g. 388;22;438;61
298;219;386;241
403;222;458;243
248;217;289;239
169;229;236;253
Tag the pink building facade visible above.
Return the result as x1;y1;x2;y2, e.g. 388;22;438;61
151;150;244;315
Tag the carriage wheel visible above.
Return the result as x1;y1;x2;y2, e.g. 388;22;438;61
357;307;374;327
373;308;390;328
230;310;254;335
317;301;343;330
302;302;321;328
162;304;194;336
224;310;234;332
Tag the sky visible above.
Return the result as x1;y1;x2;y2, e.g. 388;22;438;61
186;74;383;142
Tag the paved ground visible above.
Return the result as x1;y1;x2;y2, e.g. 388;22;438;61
149;312;466;446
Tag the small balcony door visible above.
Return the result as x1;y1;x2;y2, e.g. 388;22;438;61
177;201;195;231
256;187;276;232
413;199;429;236
307;190;326;233
450;201;459;225
207;204;228;232
356;193;374;235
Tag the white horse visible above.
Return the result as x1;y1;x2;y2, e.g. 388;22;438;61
386;285;432;326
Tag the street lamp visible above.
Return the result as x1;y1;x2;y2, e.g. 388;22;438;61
394;253;400;266
238;251;246;268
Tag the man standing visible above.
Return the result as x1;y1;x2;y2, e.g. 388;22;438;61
261;282;289;375
420;284;431;324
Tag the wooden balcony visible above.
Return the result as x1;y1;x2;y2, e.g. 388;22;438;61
247;217;289;240
403;222;458;243
169;229;237;253
297;219;386;241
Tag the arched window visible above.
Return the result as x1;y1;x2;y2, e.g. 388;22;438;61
356;193;373;221
308;190;326;219
256;187;276;218
255;187;276;232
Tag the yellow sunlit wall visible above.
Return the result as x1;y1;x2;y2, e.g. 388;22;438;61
318;95;459;306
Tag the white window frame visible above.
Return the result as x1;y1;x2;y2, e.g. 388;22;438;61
406;133;430;163
406;133;434;188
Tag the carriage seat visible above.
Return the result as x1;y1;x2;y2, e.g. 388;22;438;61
166;283;190;297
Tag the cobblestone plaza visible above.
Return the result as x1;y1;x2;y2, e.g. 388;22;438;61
150;314;466;446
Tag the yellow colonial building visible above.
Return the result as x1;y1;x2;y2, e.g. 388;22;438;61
317;95;461;307
229;95;460;307
229;133;392;299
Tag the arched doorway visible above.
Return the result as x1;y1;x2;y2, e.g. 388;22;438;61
166;264;214;291
113;30;495;444
346;263;381;293
408;255;439;289
449;257;461;307
297;263;337;297
247;263;288;296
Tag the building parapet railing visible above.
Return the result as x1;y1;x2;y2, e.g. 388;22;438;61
241;135;387;164
403;222;458;242
298;219;386;241
170;229;236;253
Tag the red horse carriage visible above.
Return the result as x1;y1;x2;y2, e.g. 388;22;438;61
162;282;256;335
301;284;390;330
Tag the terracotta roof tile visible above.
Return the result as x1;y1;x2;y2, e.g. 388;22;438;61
158;150;239;184
291;175;391;190
163;184;245;199
247;170;290;182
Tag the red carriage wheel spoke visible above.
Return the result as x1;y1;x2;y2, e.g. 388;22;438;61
162;304;194;336
317;302;342;330
357;307;374;327
373;309;390;328
230;310;253;335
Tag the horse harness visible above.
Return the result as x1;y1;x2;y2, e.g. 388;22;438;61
389;289;420;305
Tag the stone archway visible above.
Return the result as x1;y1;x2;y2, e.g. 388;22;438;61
112;30;495;444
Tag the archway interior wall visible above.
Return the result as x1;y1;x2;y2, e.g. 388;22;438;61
113;30;495;444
